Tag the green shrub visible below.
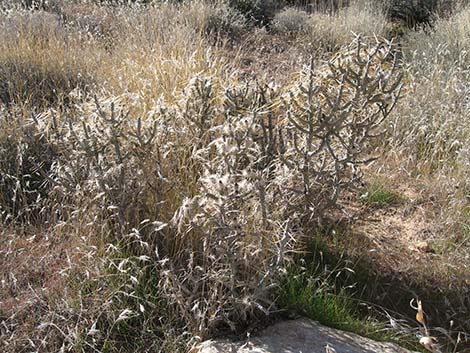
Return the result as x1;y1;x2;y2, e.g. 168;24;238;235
278;238;423;351
387;0;436;28
279;260;393;342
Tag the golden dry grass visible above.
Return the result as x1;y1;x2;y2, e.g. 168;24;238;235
1;1;470;352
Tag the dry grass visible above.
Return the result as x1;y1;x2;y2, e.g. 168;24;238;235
269;0;390;54
307;0;389;50
388;7;470;264
0;1;403;349
393;6;470;156
2;0;470;352
0;2;234;351
0;10;100;106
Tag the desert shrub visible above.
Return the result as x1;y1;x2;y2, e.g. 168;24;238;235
386;7;470;259
386;0;436;28
389;58;470;169
0;4;403;346
53;97;168;231
385;0;469;27
0;7;61;35
229;0;282;24
52;1;120;44
307;0;389;51
0;0;45;10
403;7;470;68
0;58;91;107
91;2;231;113
300;0;351;12
229;0;353;23
271;7;310;34
182;0;248;37
155;37;402;338
205;1;248;36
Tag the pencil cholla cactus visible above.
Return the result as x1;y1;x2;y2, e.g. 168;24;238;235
161;79;291;336
279;35;403;220
158;36;403;339
37;35;402;344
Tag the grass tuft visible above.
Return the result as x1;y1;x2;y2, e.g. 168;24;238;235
359;180;403;207
278;240;423;351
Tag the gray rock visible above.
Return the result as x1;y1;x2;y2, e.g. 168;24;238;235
197;318;418;353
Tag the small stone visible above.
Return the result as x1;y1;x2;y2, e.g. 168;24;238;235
416;241;435;253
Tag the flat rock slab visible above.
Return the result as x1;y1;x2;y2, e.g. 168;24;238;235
198;318;418;353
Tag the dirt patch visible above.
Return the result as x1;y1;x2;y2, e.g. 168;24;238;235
316;155;470;349
221;31;327;84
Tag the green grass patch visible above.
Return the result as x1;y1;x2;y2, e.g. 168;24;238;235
278;237;425;351
279;271;390;340
359;180;403;207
